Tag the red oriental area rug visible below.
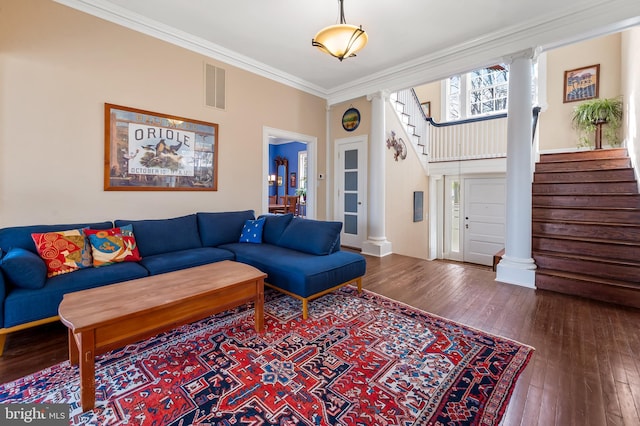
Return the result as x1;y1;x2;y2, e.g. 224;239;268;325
0;287;534;425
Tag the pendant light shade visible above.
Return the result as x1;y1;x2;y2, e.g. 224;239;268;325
312;0;368;61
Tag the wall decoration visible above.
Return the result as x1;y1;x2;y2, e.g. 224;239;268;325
104;103;218;191
563;64;599;103
342;107;361;131
420;101;431;118
413;191;424;222
386;130;407;161
290;172;297;188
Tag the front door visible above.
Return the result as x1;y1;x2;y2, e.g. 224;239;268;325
335;137;367;249
463;177;506;266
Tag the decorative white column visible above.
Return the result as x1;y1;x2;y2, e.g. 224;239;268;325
496;49;537;288
362;91;392;257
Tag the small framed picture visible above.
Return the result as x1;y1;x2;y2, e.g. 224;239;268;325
421;101;431;118
342;107;360;131
563;64;600;103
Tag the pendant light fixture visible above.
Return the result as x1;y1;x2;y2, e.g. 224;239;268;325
312;0;368;61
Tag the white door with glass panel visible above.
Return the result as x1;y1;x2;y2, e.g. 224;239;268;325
336;137;367;249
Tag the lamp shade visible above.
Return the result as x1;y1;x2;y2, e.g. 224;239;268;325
312;24;368;61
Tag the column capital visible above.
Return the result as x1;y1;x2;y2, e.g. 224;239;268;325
366;90;390;102
502;48;536;65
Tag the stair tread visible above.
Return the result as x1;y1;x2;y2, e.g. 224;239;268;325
532;233;640;246
533;250;640;267
532;192;640;195
531;218;640;227
533;205;640;210
533;180;637;184
536;268;640;289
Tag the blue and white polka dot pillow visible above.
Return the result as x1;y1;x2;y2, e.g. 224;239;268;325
239;217;266;243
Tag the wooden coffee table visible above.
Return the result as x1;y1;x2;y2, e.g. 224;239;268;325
58;260;266;412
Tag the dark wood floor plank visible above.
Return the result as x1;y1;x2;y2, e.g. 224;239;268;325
1;253;639;426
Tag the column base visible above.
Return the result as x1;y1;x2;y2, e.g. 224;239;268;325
361;239;392;257
496;255;537;289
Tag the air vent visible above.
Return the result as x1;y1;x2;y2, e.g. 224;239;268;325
205;63;226;109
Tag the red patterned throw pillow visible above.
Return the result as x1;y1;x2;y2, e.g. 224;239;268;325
31;229;93;277
84;225;141;267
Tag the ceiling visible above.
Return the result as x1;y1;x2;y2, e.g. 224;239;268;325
56;0;640;104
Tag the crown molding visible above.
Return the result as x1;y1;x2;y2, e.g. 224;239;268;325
53;0;330;98
55;0;640;105
326;0;640;105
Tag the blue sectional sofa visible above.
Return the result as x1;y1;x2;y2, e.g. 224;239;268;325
0;211;366;354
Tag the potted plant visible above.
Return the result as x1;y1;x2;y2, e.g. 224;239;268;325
571;97;623;149
295;187;306;203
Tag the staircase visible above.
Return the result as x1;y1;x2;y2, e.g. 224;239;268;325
390;90;429;172
532;148;640;308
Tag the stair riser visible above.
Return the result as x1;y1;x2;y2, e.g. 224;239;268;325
534;255;640;282
532;195;640;208
533;169;636;183
532;182;638;194
533;237;640;262
535;158;631;172
536;274;640;309
532;208;640;224
539;149;628;162
532;221;640;241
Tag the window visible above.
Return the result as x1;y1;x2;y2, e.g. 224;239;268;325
445;64;509;121
298;150;307;191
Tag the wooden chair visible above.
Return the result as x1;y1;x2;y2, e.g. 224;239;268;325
284;195;300;216
269;195;277;204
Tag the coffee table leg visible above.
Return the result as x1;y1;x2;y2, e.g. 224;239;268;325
78;331;96;412
255;279;264;332
68;329;79;366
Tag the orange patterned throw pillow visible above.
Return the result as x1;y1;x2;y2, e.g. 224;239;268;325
31;229;93;277
84;225;141;267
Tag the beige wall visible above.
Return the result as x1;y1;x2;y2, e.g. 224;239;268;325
0;0;327;227
384;104;430;259
329;96;371;218
414;82;442;122
540;33;622;151
621;28;640;178
329;97;430;259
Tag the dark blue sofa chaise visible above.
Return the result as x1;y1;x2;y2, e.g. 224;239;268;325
0;211;366;355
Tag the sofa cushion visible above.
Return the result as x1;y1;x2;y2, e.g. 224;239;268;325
115;214;201;257
0;248;47;289
239;217;265;243
197;210;255;247
31;228;93;277
0;221;113;254
277;218;342;255
259;213;293;245
221;243;366;298
3;261;149;328
138;247;235;275
85;225;141;267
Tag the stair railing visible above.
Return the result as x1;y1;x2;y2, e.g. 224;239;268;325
392;89;542;163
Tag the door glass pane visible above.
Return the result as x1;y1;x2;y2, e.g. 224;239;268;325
345;171;357;191
344;149;358;169
344;214;357;234
344;193;358;213
450;180;460;253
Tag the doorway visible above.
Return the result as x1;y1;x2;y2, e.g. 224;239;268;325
335;136;368;249
443;175;505;266
263;127;316;219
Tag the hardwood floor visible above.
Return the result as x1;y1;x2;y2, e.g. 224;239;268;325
1;254;639;425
